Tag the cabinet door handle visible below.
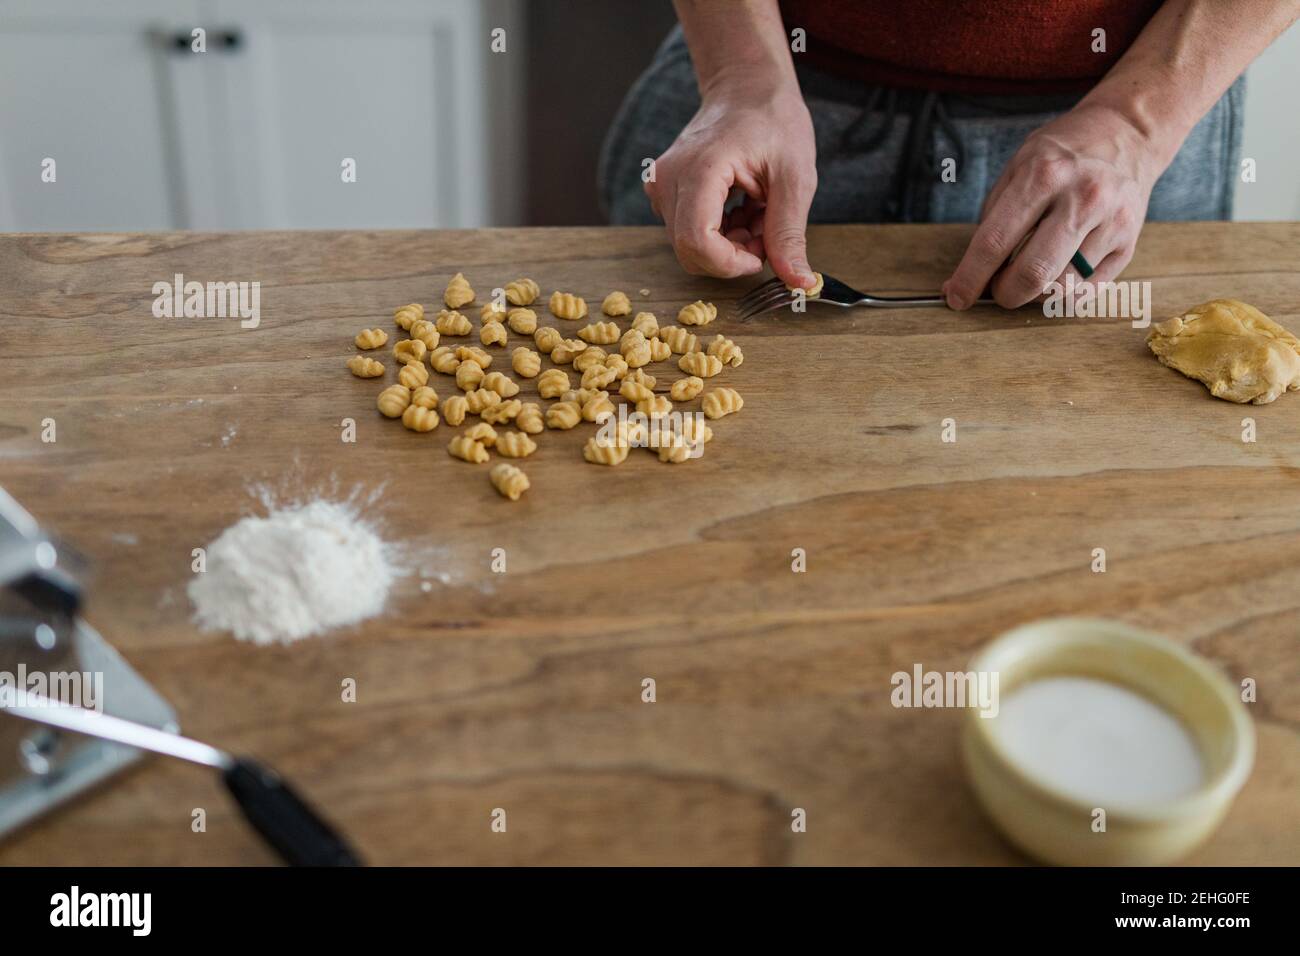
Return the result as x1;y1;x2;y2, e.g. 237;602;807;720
166;28;243;53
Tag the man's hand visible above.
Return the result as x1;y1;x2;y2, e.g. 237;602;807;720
645;85;819;289
944;103;1160;310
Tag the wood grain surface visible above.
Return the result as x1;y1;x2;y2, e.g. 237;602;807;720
0;223;1297;865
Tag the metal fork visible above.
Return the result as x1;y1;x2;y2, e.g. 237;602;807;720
734;275;995;320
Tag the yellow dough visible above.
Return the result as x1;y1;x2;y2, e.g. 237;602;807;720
1147;299;1300;404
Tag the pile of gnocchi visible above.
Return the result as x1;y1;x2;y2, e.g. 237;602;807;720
347;272;745;501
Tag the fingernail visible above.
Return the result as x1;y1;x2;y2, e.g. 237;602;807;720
946;292;966;310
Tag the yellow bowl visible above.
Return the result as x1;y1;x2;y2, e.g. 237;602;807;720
962;617;1254;865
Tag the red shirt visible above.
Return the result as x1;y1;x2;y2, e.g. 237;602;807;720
779;0;1164;93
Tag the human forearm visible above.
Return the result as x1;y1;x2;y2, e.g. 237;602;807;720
673;0;799;101
1081;0;1300;173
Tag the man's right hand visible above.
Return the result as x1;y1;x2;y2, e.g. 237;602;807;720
644;85;819;290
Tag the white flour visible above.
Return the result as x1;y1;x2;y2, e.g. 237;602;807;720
188;497;397;645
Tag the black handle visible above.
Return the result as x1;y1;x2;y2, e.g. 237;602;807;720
222;757;363;867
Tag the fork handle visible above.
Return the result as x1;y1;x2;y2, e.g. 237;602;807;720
858;295;997;308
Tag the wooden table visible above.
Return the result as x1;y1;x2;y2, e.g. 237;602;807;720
0;223;1297;865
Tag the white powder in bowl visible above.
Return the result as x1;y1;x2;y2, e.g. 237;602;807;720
188;497;397;646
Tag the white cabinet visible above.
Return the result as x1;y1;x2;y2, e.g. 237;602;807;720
0;0;521;230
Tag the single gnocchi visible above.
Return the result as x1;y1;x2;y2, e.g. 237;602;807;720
397;362;429;388
348;355;384;378
702;386;743;419
401;405;440;432
505;278;540;306
435;310;472;336
393;339;427;366
409;319;440;351
534;326;562;353
631;311;659;338
620;329;651;368
602;291;631;316
788;272;824;297
578;321;620;345
625;368;656;388
512;347;541;378
581;365;618;390
582;390;616;423
355;328;388;350
515;402;544;434
490;463;531;501
495;431;538;458
410;386;439;409
455;345;493;368
480;301;507;323
548;291;588;320
463;422;498;447
448;434;489;463
678;351;724;377
583;435;629;466
572;347;608;373
604;353;629;380
545;400;582;429
537;368;570;399
394;303;424;330
481;371;520;397
706;334;744;367
619;379;654;403
465;388;502;414
678;300;717;327
377;384;411;418
441;394;469;426
637;395;673;417
481;399;522;424
550;339;588;365
455;361;485;391
648;338;672;362
670;376;704;401
444;272;475;309
480;322;508;347
658;326;699;354
430;347;460;374
507;308;538;335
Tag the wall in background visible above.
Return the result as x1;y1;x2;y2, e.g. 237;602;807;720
0;3;1294;230
1236;21;1300;220
521;0;676;225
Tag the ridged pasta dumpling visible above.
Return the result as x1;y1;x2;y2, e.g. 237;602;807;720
505;278;539;306
702;387;743;419
490;463;530;500
577;321;619;345
706;334;744;367
678;300;717;326
377;384;411;418
602;291;631;316
678;352;723;378
401;405;440;432
348;355;384;378
444;272;475;309
549;291;588;320
435;309;472;336
495;431;538;458
394;303;424;330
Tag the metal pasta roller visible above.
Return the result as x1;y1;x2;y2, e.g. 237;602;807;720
0;485;177;840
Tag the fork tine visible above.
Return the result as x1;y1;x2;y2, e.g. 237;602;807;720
735;276;785;310
735;286;794;320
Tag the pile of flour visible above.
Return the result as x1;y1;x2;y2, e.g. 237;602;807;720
188;497;397;646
